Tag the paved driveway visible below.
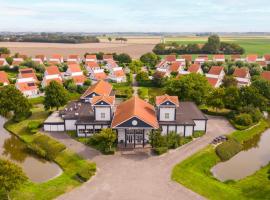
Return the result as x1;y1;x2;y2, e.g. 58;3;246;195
44;116;234;200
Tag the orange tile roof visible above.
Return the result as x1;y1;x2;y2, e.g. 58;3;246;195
86;54;97;60
48;61;60;65
188;64;200;73
12;60;22;66
261;71;270;81
0;60;7;66
207;77;219;87
156;94;179;106
68;64;81;73
72;75;86;84
103;54;113;60
165;55;176;62
17;82;37;91
106;59;118;68
68;55;79;59
111;96;159;129
81;80;112;98
92;95;115;105
0;71;9;84
46;66;61;75
169;62;180;72
67;61;78;65
231;54;241;60
181;55;192;62
51;54;63;59
86;61;99;68
94;72;107;80
247;54;258;62
208;66;224;75
114;70;125;77
213;54;225;60
35;55;46;61
0;54;10;58
45;78;62;86
17;55;27;60
233;68;249;78
19;68;38;81
264;54;270;61
257;61;267;67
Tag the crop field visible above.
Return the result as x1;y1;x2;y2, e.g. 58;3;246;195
165;36;270;55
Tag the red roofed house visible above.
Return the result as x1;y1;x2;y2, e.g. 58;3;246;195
108;67;126;83
85;61;100;74
264;54;270;65
18;68;38;83
49;54;64;64
65;64;86;86
181;55;193;63
32;55;46;65
231;55;242;62
67;55;81;64
11;57;24;68
206;66;225;88
16;68;39;97
85;54;97;62
233;68;251;87
42;66;63;87
194;55;208;65
90;70;107;82
0;58;8;67
165;55;176;62
105;59;119;71
213;54;225;62
180;64;203;75
261;71;270;81
0;71;9;86
103;54;114;61
246;54;258;63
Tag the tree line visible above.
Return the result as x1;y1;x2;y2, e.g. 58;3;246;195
153;35;245;55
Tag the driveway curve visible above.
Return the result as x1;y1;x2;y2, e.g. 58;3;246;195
44;115;234;200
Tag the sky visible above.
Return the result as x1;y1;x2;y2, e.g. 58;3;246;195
0;0;269;32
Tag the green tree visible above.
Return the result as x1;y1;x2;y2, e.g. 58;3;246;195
0;159;27;199
207;88;225;111
114;53;132;65
0;47;10;54
223;86;241;110
136;71;149;83
202;34;220;54
63;79;77;93
129;60;143;74
108;37;112;42
140;52;159;68
149;130;166;148
222;76;238;88
166;73;211;104
252;79;270;100
152;71;167;87
44;81;68;110
0;85;31;121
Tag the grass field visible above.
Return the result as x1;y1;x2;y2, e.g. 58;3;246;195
165;36;270;56
172;120;270;200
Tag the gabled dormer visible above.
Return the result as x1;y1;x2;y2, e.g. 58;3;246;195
156;94;179;121
91;95;115;121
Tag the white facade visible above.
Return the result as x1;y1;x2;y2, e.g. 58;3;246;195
65;119;76;131
95;107;111;121
159;107;175;121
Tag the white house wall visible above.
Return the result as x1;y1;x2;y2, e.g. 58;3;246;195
65;120;76;130
185;126;193;136
194;120;206;131
159;107;175;121
95;107;111;121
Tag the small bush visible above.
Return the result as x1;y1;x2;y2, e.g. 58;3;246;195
76;163;97;182
154;147;168;155
32;134;66;160
27;120;42;134
180;136;193;145
193;131;205;138
215;139;242;161
234;113;253;126
167;132;180;149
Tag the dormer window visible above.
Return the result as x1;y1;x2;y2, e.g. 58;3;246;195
165;113;169;119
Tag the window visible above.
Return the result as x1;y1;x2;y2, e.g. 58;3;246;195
100;113;105;119
165;113;170;119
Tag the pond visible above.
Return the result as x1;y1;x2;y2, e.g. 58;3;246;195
0;117;62;183
211;129;270;181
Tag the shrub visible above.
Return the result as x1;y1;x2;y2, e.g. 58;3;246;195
215;139;242;161
234;113;253;126
32;134;66;160
154;147;168;155
167;132;180;149
193;131;205;138
27;120;42;134
180;136;193;145
76;163;97;182
149;130;167;148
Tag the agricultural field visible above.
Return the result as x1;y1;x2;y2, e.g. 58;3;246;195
165;36;270;56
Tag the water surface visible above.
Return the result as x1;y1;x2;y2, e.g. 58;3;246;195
0;117;62;183
211;129;270;181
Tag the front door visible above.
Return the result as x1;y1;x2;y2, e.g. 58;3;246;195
125;129;144;147
126;134;133;144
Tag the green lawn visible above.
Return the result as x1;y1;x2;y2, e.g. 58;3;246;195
172;120;270;200
5;105;96;200
138;87;165;103
165;36;270;56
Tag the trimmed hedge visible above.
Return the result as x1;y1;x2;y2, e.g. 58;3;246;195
154;147;168;155
215;139;242;161
27;120;42;134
